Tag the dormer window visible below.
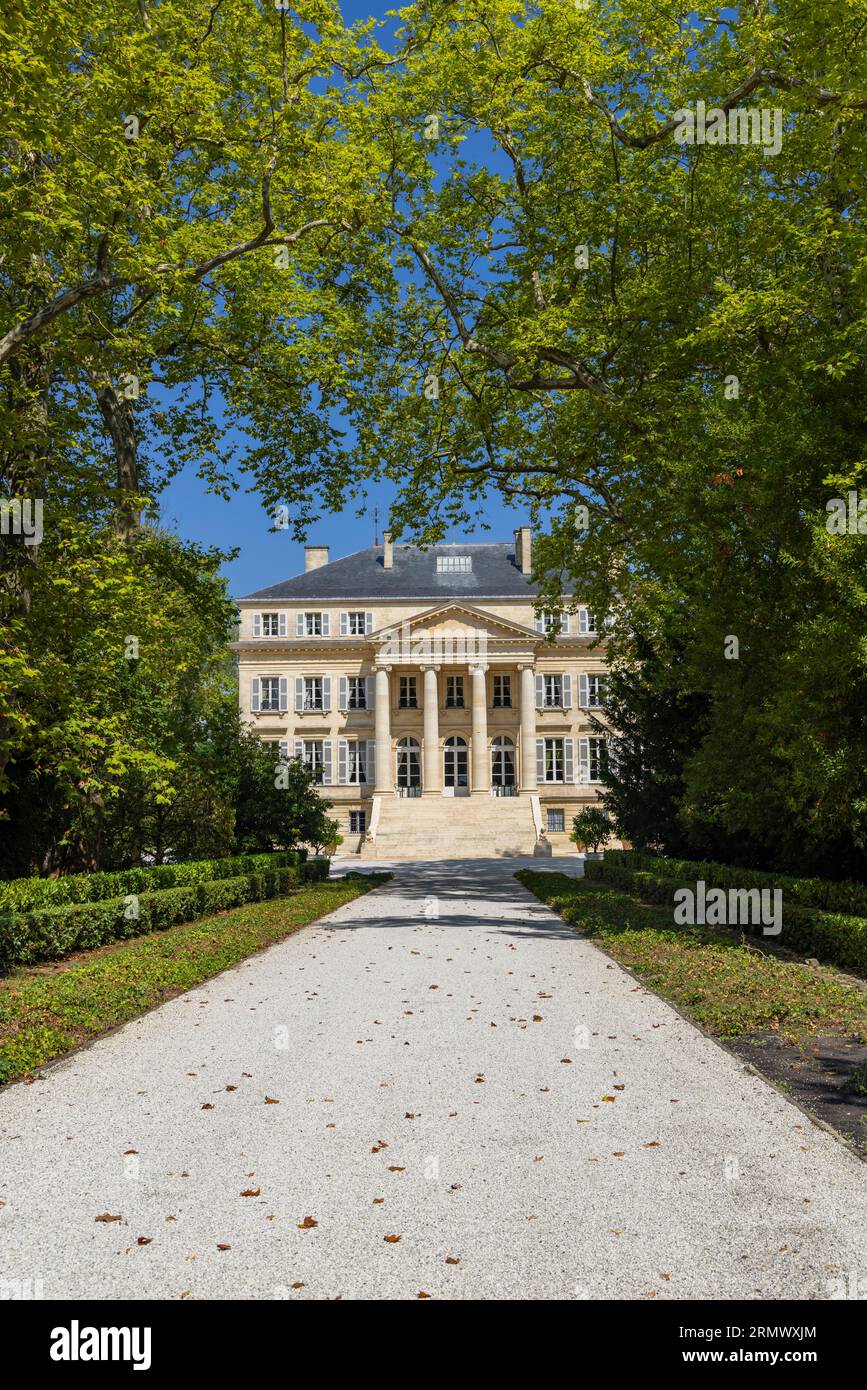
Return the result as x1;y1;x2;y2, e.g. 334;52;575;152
437;555;472;573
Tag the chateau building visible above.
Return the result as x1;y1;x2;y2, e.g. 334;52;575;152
234;528;613;857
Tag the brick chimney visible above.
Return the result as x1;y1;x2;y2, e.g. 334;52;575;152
304;545;329;572
382;531;393;570
514;525;532;575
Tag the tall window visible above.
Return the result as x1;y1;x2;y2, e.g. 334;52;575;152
578;609;596;635
260;677;281;712
492;675;511;708
445;675;465;708
302;740;325;783
347;743;367;784
399;675;418;709
346;611;367;636
546;808;565;833
542;738;565;782
349;810;366;835
261;613;280;637
582;674;605;708
303;677;323;711
583;736;606;783
305;612;323;636
543;675;563;708
348;677;367;710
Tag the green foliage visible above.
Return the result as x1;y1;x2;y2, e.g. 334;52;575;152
0;851;326;968
0;849;302;912
570;806;613;854
0;875;390;1084
517;871;867;1045
582;855;867;974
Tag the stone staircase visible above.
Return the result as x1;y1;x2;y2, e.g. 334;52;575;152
359;793;538;860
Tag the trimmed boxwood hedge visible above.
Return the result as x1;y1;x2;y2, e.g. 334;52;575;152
583;858;867;974
0;857;331;970
0;848;308;914
599;849;867;918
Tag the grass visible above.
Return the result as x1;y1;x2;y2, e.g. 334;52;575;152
516;870;867;1045
0;873;389;1086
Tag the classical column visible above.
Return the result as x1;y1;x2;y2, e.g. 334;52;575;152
374;666;393;793
422;666;441;794
519;664;538;791
470;664;490;795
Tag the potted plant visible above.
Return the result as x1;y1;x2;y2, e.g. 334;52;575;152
570;807;613;858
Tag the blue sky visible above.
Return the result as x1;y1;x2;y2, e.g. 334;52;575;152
155;0;530;600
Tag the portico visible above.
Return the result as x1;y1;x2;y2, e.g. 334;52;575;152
370;656;537;796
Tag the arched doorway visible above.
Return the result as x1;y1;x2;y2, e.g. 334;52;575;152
491;735;517;794
396;737;421;795
443;735;469;796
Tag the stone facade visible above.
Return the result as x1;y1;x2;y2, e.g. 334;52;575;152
233;531;613;857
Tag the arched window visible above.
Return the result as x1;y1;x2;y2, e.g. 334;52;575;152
443;734;469;795
491;735;516;792
396;736;421;794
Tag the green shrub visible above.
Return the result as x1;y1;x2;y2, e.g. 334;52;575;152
601;850;867;917
0;856;328;970
584;858;867;973
0;850;303;914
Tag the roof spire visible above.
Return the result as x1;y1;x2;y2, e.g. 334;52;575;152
373;505;380;547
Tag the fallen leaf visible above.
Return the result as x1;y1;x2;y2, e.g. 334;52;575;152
601;1096;616;1103
387;1166;405;1173
265;1097;280;1104
560;1058;572;1064
136;1236;152;1245
225;1085;237;1092
217;1243;230;1251
201;1103;214;1111
445;1257;460;1265
417;1290;430;1298
613;1152;625;1158
372;1198;384;1205
291;1281;305;1289
95;1214;122;1223
297;1215;318;1229
240;1188;261;1197
384;1234;401;1243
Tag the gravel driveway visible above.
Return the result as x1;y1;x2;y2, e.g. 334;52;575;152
0;858;863;1301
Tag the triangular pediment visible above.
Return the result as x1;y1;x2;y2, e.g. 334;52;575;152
373;601;538;642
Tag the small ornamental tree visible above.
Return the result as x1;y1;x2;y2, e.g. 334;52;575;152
570;807;613;855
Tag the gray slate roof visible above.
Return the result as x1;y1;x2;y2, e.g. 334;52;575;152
239;543;543;602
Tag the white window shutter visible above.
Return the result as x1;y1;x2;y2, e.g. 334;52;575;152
322;676;332;712
536;738;545;782
365;611;373;634
278;740;289;762
340;611;348;636
564;737;575;783
366;738;375;785
579;737;590;784
296;612;305;637
338;676;348;710
294;738;304;761
535;674;545;708
562;674;572;708
606;735;618;779
534;613;545;634
294;677;304;712
278;612;287;638
578;674;589;708
321;739;333;785
321;612;330;637
560;611;570;634
338;738;348;785
365;676;373;709
278;677;288;712
251;677;261;712
253;613;262;638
